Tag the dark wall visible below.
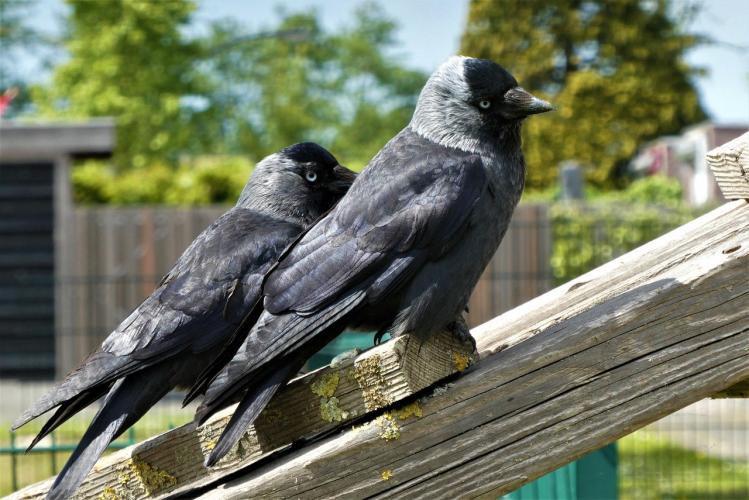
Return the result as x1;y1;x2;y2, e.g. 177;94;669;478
0;162;55;378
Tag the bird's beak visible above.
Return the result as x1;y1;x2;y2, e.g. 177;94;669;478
330;164;357;194
503;87;554;117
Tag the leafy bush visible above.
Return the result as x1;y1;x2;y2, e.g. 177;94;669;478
549;201;698;283
546;176;700;283
72;157;253;205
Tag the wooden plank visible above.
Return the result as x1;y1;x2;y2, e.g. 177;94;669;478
10;330;476;499
707;131;749;200
15;200;749;499
712;379;749;398
54;155;74;379
189;199;749;498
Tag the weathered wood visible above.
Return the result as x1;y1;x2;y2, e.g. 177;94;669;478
712;379;749;398
9;330;475;499
194;199;749;499
707;131;749;200
13;200;749;498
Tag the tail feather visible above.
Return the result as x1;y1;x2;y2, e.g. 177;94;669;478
204;363;298;467
13;352;131;431
26;386;110;452
47;371;172;500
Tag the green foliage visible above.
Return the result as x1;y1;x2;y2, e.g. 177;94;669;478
461;0;706;189
30;1;423;171
618;175;683;205
547;175;697;283
549;201;696;283
204;3;425;164
71;157;252;205
0;0;45;117
32;0;210;168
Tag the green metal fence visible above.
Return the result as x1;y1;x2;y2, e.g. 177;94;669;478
2;428;137;493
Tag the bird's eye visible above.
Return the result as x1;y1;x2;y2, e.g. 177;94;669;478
305;171;317;182
479;100;491;109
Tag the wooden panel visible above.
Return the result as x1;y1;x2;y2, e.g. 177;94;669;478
466;203;552;326
56;206;225;375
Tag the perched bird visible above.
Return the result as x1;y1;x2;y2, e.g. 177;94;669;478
194;56;553;466
12;143;355;500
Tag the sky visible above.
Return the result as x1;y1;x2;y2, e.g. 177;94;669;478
19;0;749;124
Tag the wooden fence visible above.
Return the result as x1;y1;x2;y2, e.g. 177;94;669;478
54;204;552;377
55;206;224;377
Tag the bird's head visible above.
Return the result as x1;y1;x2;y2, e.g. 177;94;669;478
411;56;553;153
237;142;356;224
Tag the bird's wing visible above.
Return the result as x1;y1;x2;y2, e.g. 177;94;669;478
264;151;488;316
195;151;488;429
13;209;300;430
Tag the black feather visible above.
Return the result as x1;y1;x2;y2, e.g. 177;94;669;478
204;361;299;467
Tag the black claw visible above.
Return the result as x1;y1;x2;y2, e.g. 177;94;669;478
373;328;387;345
448;319;476;353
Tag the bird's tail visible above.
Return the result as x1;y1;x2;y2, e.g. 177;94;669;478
46;369;172;500
26;386;110;452
203;362;299;467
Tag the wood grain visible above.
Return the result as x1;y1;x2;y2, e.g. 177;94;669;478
707;131;749;200
8;330;475;499
199;199;749;499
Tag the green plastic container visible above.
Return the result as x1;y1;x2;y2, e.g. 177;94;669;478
503;444;618;499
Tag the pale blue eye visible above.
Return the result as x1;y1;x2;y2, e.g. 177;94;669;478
305;171;317;182
479;100;491;109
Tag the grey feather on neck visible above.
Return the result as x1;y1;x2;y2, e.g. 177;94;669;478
410;56;487;154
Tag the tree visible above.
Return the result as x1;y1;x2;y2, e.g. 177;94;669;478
32;1;423;173
0;0;49;117
461;0;706;189
32;0;210;168
203;3;425;165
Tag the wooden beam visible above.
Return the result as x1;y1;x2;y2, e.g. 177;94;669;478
194;199;749;499
707;131;749;200
9;330;475;499
12;201;749;499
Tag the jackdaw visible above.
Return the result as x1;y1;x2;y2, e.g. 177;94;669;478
12;143;355;500
191;56;553;466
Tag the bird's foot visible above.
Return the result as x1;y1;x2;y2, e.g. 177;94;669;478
373;328;389;345
447;317;477;354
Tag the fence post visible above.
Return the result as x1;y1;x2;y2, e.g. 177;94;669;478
560;161;584;200
50;431;57;476
10;430;18;492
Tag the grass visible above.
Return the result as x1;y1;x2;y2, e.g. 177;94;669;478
0;407;192;495
619;432;749;500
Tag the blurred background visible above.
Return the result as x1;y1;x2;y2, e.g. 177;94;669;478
1;0;748;497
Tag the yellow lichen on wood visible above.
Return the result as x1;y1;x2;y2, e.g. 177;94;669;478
311;370;348;422
375;414;401;441
128;457;177;495
97;486;119;500
393;401;423;421
311;371;340;398
319;396;349;423
452;351;471;371
381;469;394;481
354;354;393;411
